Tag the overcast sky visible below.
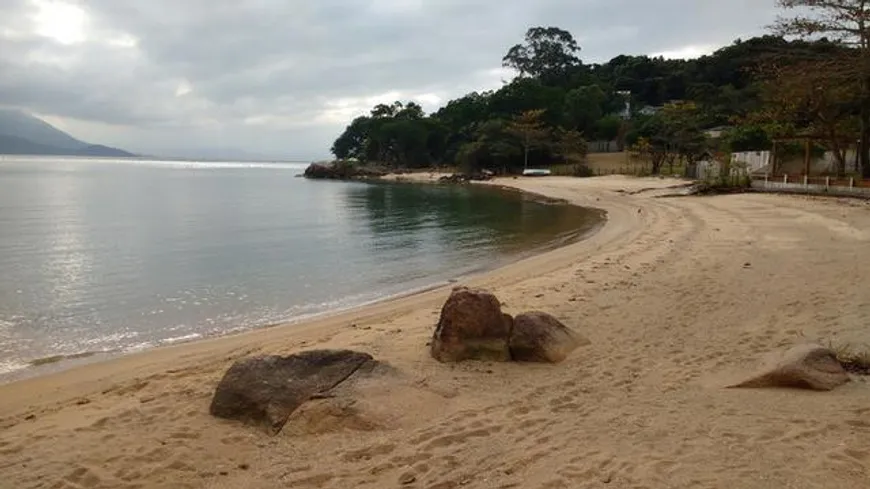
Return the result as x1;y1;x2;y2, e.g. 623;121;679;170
0;0;780;160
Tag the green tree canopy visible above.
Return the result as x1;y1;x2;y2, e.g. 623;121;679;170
502;27;582;82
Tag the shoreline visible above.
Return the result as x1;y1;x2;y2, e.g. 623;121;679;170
2;175;869;489
0;179;604;384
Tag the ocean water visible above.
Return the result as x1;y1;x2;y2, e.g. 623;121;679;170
0;156;603;379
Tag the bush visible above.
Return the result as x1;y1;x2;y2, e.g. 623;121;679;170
572;164;594;177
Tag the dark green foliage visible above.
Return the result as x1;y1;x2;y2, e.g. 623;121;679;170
330;27;852;174
502;27;582;83
724;125;773;152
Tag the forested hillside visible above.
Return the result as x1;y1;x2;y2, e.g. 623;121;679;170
332;3;870;178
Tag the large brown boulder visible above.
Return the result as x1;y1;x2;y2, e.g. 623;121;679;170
209;350;376;434
430;287;513;363
728;344;850;391
509;311;589;363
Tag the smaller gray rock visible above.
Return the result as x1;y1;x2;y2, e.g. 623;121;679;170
509;312;589;363
729;344;850;391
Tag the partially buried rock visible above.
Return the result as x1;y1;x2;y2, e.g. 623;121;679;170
209;350;376;434
430;287;513;363
729;344;850;391
509;312;589;363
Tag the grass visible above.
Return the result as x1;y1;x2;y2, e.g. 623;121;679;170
551;152;644;177
551;152;692;178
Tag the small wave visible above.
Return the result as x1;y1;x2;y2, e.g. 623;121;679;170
0;359;28;375
121;332;202;352
82;331;140;346
0;316;20;330
123;341;156;353
160;333;202;345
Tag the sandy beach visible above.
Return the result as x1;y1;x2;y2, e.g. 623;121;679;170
1;175;869;489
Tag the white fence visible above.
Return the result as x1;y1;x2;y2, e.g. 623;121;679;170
751;175;870;198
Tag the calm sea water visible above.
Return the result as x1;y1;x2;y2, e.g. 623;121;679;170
0;156;602;378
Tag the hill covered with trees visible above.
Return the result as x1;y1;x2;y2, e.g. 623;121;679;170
331;1;870;178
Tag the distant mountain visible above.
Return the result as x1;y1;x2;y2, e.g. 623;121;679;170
75;144;135;157
0;134;136;157
0;109;135;157
0;134;67;155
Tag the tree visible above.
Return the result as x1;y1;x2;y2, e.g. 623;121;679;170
502;27;582;82
331;116;370;160
555;128;590;175
595;115;623;150
505;109;550;170
662;102;709;174
633;102;709;174
753;57;859;175
628;137;665;174
725;124;773;152
774;0;870;176
564;86;605;133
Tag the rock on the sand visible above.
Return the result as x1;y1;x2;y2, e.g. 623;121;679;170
209;350;375;434
430;287;513;363
509;311;589;363
729;344;850;391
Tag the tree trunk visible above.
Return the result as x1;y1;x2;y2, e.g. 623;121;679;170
862;77;870;178
651;153;664;175
862;111;870;178
523;136;530;171
831;134;846;177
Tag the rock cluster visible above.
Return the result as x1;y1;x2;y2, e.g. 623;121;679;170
430;287;587;364
438;170;495;183
303;161;386;180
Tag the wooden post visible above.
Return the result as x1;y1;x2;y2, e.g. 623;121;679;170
826;176;831;189
804;139;811;176
771;141;778;175
784;174;789;184
803;175;809;186
850;177;855;188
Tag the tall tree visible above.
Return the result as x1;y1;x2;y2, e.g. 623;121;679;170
505;109;550;170
774;0;870;176
502;27;581;82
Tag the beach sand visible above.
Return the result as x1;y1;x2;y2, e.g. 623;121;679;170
1;176;869;489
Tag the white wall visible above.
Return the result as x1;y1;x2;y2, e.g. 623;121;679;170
732;149;860;175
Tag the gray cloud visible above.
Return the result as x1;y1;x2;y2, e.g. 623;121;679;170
0;0;778;159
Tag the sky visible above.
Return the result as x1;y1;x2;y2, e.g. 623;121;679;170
0;0;781;160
